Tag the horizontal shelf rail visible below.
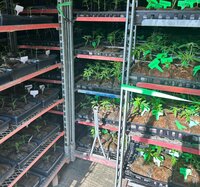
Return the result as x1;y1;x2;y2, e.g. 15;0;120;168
75;150;116;168
136;82;200;96
2;131;64;187
0;63;61;92
76;17;126;22
30;78;62;84
48;110;64;115
77;121;118;132
18;45;60;50
0;23;60;33
76;54;123;62
0;99;64;144
132;135;200;156
22;9;58;14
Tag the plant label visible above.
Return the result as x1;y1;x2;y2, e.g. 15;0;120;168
189;120;199;128
25;85;33;93
15;5;24;15
39;85;45;93
20;56;28;64
168;150;180;158
45;50;50;56
30;90;39;98
153;157;163;167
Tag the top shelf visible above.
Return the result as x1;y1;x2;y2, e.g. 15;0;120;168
0;23;60;33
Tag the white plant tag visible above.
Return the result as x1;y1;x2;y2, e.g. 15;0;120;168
153;157;163;167
45;50;50;56
25;85;33;93
15;5;24;15
168;150;180;158
30;90;39;98
39;85;45;93
20;56;28;64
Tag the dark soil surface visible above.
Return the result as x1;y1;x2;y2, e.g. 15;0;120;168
16;173;40;187
131;62;196;81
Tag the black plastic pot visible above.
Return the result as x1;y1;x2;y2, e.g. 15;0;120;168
0;136;40;167
36;88;60;107
0;14;53;26
0;68;12;85
0;101;41;124
30;54;57;70
15;171;45;187
0;160;15;186
31;147;64;177
0;116;11;134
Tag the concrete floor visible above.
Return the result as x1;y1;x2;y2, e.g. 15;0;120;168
55;159;115;187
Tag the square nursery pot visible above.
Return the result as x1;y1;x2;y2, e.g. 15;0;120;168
0;100;41;125
0;160;16;186
15;171;45;187
36;88;60;107
0;14;53;26
20;121;60;145
31;147;64;177
0;135;40;167
0;67;12;86
0;116;11;134
30;54;57;70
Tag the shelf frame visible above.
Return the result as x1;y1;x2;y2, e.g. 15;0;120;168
2;132;64;187
0;23;60;33
0;63;61;92
0;99;64;144
18;45;60;51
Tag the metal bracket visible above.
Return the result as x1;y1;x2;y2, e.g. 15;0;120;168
90;107;106;158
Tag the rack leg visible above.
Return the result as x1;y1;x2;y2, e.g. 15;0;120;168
52;175;59;186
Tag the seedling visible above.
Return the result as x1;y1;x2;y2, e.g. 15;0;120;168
100;99;113;113
151;98;163;121
0;97;5;109
44;155;51;163
83;35;92;46
180;105;198;123
169;106;181;117
178;0;199;9
175;120;187;130
107;30;120;47
83;67;94;81
193;65;200;76
180;168;192;180
11;98;17;110
111;63;121;81
15;142;21;153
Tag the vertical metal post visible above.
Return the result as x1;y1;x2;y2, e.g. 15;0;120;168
58;0;71;161
115;0;136;186
5;0;17;53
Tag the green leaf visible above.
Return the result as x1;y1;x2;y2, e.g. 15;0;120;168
92;41;97;48
101;129;108;135
193;65;200;76
175;120;187;130
180;168;192;181
148;58;163;72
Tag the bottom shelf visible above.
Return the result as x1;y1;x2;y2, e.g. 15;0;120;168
39;157;68;187
75;150;116;168
1;132;64;187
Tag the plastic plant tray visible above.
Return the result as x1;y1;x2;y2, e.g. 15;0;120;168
11;63;37;80
130;122;200;146
0;116;11;134
0;160;16;186
31;147;64;177
74;11;126;18
0;137;40;167
36;88;60;107
0;14;54;26
20;122;61;145
129;73;200;89
0;101;41;125
15;171;45;187
0;69;12;85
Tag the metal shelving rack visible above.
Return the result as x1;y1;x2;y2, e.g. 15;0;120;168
0;0;70;186
115;0;200;187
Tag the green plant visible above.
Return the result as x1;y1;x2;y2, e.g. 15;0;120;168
83;67;94;81
0;97;5;109
137;145;164;166
107;30;120;46
99;67;111;80
169;106;181;117
151;98;164;121
82;0;90;10
100;99;114;112
83;35;92;46
11;98;17;110
180;105;198;123
193;65;200;76
111;62;121;81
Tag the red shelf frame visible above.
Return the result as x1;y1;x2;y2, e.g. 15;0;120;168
136;82;200;96
22;9;58;14
75;150;116;168
0;63;61;92
48;110;64;115
0;99;64;145
76;17;126;22
76;54;123;62
18;45;60;51
132;136;200;156
30;78;62;84
77;121;118;132
0;23;60;33
7;131;64;187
